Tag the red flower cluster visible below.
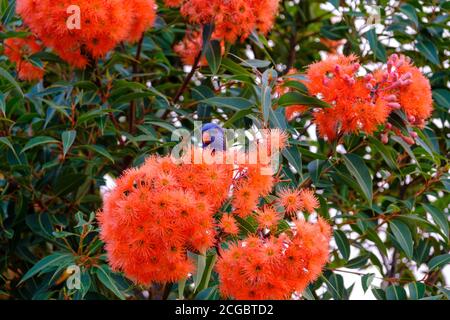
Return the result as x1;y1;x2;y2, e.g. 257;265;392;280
16;0;156;68
173;30;205;66
98;152;234;285
167;0;279;44
99;129;330;295
173;29;224;66
4;34;44;81
216;217;331;299
277;188;319;215
283;54;433;141
170;0;279;64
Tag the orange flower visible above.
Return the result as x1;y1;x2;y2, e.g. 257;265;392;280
216;217;331;299
305;54;391;139
232;182;260;217
299;189;319;213
174;29;224;66
99;141;289;285
98;149;234;285
4;34;44;81
303;54;433;140
220;214;239;235
256;206;281;229
174;30;205;66
179;0;280;43
395;55;433;125
277;188;302;214
16;0;156;68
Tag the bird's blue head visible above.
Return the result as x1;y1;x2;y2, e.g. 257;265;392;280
201;123;226;151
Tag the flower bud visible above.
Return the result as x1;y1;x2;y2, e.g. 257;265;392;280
401;135;415;145
334;65;341;74
387;102;401;109
364;74;374;82
401;72;412;80
385;94;397;102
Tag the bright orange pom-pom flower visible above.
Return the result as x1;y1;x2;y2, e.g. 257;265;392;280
216;217;331;299
299;188;319;213
220;214;239;235
277;188;302;214
16;0;156;68
302;54;433;140
98;150;234;285
179;0;280;43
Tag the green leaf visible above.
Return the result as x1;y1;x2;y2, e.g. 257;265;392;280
0;66;24;97
386;285;407;300
361;273;375;293
278;92;331;109
242;59;271;68
196;254;218;294
282;146;303;178
53;173;87;196
61;130;76;157
223;108;254;128
193;253;206;293
342;154;373;205
0;136;20;162
21;136;59;153
390;220;413;259
400;4;419;28
19;252;74;284
195;286;219;300
322;273;344;300
334;230;350;260
428;254;450;271
234;215;258;235
368;137;398;171
261;71;274;124
391;135;418;165
372;288;386;300
1;0;16;25
95;265;126;300
432;89;450;110
83;145;115;163
417;38;440;66
178;278;186;300
423;204;448;240
408;282;425;300
204;40;222;74
364;29;387;62
0;92;5;115
201;96;254;111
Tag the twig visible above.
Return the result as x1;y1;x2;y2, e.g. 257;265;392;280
161;49;203;120
129;34;145;134
173;51;202;104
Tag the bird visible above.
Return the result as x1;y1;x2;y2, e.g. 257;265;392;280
201;123;226;152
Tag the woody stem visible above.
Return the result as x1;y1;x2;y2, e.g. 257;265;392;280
129;34;144;134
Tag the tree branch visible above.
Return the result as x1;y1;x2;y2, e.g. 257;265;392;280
129;34;145;134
